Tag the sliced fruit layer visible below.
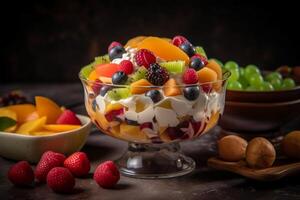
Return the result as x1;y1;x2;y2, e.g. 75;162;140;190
125;36;146;48
130;79;153;94
118;123;147;142
17;116;47;134
137;37;190;64
160;61;185;74
35;96;62;124
95;63;120;77
163;78;181;96
43;124;81;132
7;104;36;124
105;103;124;114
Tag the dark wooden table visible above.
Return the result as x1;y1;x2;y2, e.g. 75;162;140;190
0;84;300;200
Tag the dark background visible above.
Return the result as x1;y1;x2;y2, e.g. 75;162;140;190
1;0;299;83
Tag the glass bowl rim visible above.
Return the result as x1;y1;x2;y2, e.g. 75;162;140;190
79;70;231;88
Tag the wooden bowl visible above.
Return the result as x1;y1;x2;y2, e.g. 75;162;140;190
226;86;300;103
219;99;300;133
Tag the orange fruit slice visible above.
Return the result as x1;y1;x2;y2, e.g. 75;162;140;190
163;78;181;96
35;96;62;124
95;63;120;77
125;36;147;48
130;79;153;94
137;37;190;64
43;124;81;132
7;104;36;124
205;60;223;91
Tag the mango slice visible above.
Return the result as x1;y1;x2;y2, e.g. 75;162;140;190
125;36;147;48
17;116;47;134
35;96;62;124
137;37;190;64
43;124;81;132
130;79;153;94
7;104;36;124
163;78;181;96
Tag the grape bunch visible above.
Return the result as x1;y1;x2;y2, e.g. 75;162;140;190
0;91;29;107
221;61;296;91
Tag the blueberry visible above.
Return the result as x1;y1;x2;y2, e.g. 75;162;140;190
100;86;111;96
108;46;126;60
112;71;128;85
179;42;196;57
183;86;200;101
145;90;162;103
190;57;205;71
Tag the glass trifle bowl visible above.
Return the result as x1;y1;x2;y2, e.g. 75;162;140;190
79;36;230;178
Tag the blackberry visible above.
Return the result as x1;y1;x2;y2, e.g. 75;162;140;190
146;63;170;86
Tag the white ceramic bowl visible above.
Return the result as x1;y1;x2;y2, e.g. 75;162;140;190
0;115;92;163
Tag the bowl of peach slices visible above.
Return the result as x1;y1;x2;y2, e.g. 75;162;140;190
0;96;92;163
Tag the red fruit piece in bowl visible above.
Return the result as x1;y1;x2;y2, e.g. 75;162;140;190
135;49;156;68
95;63;120;77
183;68;198;84
94;161;120;188
172;35;189;47
56;110;81;125
92;79;102;95
47;167;75;193
8;161;34;187
118;60;134;75
192;54;208;65
108;41;122;52
35;151;66;183
105;109;124;122
64;152;90;177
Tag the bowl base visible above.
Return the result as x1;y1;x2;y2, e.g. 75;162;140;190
115;142;195;179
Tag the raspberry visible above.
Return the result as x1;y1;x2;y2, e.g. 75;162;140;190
118;60;134;75
7;161;34;187
35;151;66;183
93;161;120;188
183;68;198;84
64;152;90;177
146;63;170;86
172;35;189;47
108;41;122;52
134;49;156;68
56;110;81;125
192;54;208;65
47;167;75;193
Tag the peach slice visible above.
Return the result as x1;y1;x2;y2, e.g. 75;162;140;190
130;79;153;94
0;108;17;132
137;37;190;64
95;63;120;77
197;67;220;91
35;96;62;124
43;124;81;132
25;111;39;122
16;116;47;134
125;36;147;48
119;123;147;142
99;76;112;84
205;60;223;91
7;104;36;124
88;70;99;81
163;78;181;96
205;111;220;132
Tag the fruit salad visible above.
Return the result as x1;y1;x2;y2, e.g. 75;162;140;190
0;96;82;135
80;36;229;143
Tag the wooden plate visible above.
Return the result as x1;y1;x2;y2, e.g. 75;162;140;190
207;157;300;181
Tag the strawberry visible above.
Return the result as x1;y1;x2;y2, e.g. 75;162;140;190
118;60;134;75
172;35;189;47
104;109;124;122
47;167;75;193
93;161;120;188
56;110;81;125
35;151;66;183
192;54;208;65
183;68;198;84
64;152;90;177
92;79;102;95
108;41;122;52
7;161;34;187
134;49;156;68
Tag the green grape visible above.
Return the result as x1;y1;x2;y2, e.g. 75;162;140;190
246;86;257;91
265;72;282;82
228;68;240;82
224;61;239;71
210;58;223;68
227;81;243;91
268;78;282;90
249;74;264;87
239;67;245;77
245;64;260;80
258;82;274;91
195;46;207;58
281;78;296;89
238;76;249;88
